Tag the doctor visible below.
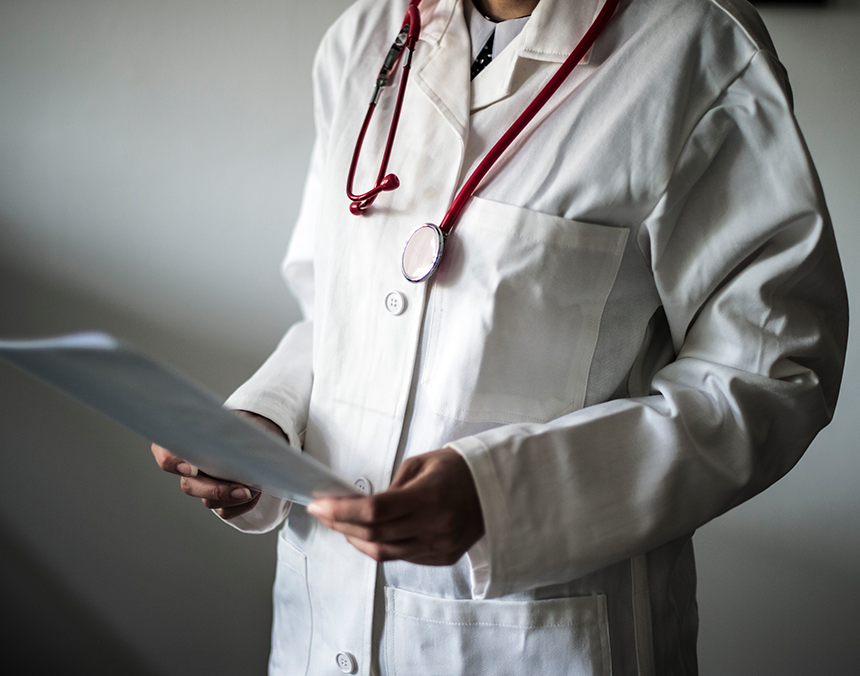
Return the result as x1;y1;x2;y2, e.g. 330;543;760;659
153;0;847;674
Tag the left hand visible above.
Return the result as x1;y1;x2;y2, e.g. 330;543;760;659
307;449;484;566
150;410;284;520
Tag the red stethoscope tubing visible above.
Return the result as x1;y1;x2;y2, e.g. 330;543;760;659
439;0;621;234
347;0;621;230
346;1;422;215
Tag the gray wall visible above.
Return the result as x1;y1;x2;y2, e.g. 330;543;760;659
695;7;860;673
0;1;857;674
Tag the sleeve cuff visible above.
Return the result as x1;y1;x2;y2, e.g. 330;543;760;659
447;435;512;600
215;492;292;534
219;392;301;534
223;390;304;449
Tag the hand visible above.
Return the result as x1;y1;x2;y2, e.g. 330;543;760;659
307;449;484;566
150;410;283;519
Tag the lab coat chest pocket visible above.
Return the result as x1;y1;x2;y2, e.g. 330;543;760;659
423;198;628;424
384;588;611;676
269;530;312;676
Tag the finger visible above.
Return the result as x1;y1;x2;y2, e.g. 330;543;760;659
314;512;419;543
308;491;414;526
344;535;419;562
344;535;464;566
215;491;263;520
151;443;198;477
179;473;255;504
388;454;429;488
201;487;261;510
200;491;260;510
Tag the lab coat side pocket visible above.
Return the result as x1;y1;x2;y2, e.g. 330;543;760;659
269;530;312;676
384;587;611;676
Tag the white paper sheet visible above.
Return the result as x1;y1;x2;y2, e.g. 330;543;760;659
0;332;357;505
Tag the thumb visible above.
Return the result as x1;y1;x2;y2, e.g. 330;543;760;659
388;454;434;489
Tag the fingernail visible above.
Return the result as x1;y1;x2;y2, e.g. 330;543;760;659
307;500;334;519
231;487;252;501
177;462;198;477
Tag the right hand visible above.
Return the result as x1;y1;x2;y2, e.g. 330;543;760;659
150;410;285;519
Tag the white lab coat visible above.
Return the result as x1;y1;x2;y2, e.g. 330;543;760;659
224;0;848;674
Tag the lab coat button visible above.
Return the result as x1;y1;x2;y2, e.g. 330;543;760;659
385;291;406;315
336;651;358;674
354;477;373;495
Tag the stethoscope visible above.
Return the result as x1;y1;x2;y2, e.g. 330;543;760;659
347;0;621;283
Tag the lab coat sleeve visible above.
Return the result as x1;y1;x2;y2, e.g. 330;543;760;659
223;136;322;450
448;50;849;599
218;144;318;533
217;22;347;533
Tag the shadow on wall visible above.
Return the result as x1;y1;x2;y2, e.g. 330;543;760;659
0;262;278;676
696;513;860;675
0;516;160;676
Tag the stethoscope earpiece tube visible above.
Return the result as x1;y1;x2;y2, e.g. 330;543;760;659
347;0;422;214
376;25;410;95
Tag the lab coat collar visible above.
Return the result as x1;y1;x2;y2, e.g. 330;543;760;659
412;0;608;130
418;0;605;58
414;0;472;143
520;0;605;64
469;0;606;110
417;0;459;47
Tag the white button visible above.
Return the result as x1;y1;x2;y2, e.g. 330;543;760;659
385;291;406;316
354;477;373;495
336;651;357;674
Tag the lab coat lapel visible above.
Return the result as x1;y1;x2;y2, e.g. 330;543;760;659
471;0;604;111
413;0;471;144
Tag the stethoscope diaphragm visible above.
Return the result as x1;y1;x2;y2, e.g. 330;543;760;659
402;223;445;283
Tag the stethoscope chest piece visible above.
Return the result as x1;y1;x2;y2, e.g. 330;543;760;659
402;223;445;283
